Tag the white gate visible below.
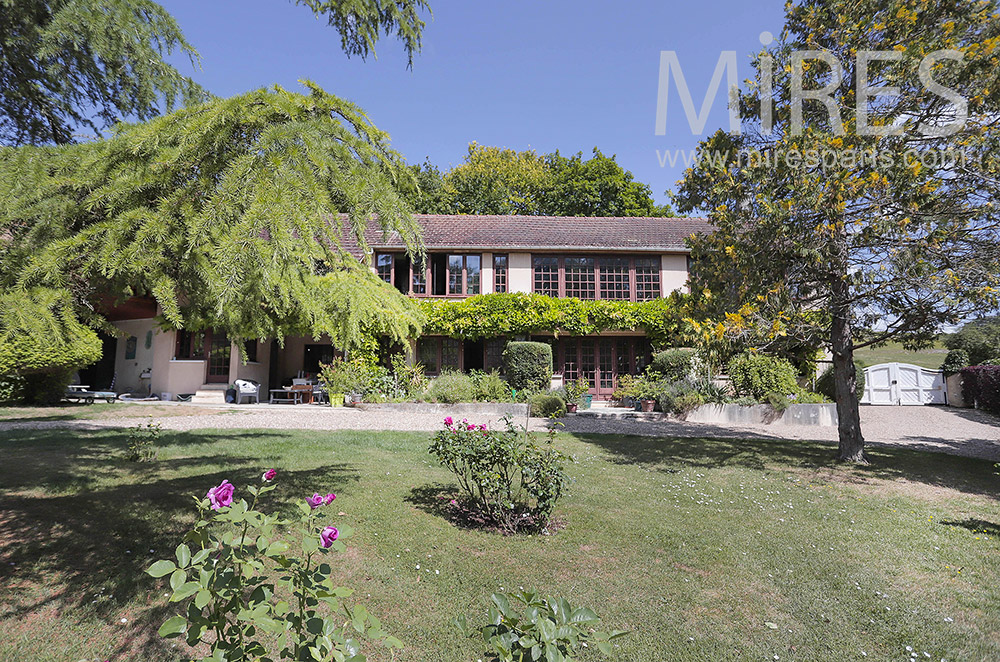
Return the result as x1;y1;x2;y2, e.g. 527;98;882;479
861;363;947;405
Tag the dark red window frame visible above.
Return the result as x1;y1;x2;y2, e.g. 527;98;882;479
530;255;662;302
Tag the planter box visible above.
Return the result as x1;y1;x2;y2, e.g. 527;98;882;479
685;403;838;427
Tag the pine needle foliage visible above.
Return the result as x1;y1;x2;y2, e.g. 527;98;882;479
0;82;425;351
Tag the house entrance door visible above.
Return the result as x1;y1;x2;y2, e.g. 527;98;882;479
206;331;231;383
559;337;650;399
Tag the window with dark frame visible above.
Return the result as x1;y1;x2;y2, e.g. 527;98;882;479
493;254;508;293
532;256;560;296
564;256;596;299
598;257;631;300
243;340;258;363
176;330;206;359
417;338;438;374
412;259;426;294
634;256;661;300
466;255;481;295
375;253;393;284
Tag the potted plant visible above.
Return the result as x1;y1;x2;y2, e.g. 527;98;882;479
564;378;590;413
318;360;352;408
636;378;658;412
225;383;237;404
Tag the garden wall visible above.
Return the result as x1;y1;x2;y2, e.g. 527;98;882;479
685;403;838;427
360;402;529;417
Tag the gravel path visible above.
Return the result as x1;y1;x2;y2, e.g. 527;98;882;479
2;403;998;461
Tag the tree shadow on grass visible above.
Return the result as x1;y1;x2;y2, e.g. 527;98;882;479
0;428;361;661
940;517;1000;537
404;483;494;531
571;433;1000;501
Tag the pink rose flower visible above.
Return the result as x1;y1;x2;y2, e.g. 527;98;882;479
262;469;277;481
206;480;234;510
324;493;336;505
443;416;453;427
307;493;325;509
478;424;487;431
320;526;339;548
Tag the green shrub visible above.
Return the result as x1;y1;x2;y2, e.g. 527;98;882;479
0;288;102;376
815;360;867;402
650;348;695;381
426;370;476;403
563;377;590;405
765;392;791;411
941;349;970;375
727;352;799;399
429;418;568;532
455;591;628;661
502;341;553;392
656;380;704;415
148;474;399;659
0;374;26;403
125;420;160;462
470;370;512;402
694;378;730;403
529;392;566;418
16;368;75;405
793;391;831;404
944;317;1000;366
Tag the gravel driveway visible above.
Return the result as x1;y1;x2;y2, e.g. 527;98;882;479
2;403;998;461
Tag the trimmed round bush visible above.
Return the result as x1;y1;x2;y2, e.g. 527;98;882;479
650;348;695;381
815;360;866;402
426;371;475;403
529;392;566;417
502;341;553;392
727;352;799;399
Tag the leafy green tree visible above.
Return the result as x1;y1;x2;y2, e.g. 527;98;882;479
545;148;674;217
0;83;424;352
944;317;1000;366
408;144;673;216
445;143;550;215
677;0;1000;463
0;0;431;146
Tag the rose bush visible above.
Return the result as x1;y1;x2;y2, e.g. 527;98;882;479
148;473;399;661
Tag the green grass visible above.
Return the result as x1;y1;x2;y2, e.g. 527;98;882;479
1;427;998;662
853;341;948;370
0;403;228;422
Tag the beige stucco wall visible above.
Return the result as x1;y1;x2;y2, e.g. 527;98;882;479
508;252;532;293
110;319;156;395
149;327;207;399
232;340;270;393
661;253;689;293
481;251;494;294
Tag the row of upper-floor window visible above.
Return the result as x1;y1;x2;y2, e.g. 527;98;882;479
374;252;663;301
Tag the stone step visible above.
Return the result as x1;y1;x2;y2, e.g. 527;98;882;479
191;384;228;404
572;408;664;421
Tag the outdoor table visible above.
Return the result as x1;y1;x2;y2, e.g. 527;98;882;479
269;388;301;404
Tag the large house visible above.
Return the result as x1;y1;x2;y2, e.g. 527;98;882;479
86;214;710;401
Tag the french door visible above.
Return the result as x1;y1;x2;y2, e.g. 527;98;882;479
559;337;650;398
206;331;231;383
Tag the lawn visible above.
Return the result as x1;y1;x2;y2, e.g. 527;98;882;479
0;403;227;422
853;341;948;370
1;426;998;662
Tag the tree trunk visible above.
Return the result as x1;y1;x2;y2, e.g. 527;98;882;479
830;281;867;463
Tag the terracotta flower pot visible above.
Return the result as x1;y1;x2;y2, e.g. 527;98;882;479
640;399;656;412
566;403;578;413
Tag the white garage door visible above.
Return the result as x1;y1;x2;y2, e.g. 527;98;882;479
861;363;947;405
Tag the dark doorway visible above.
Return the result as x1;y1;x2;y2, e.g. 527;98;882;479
303;344;335;375
431;254;448;295
464;339;485;371
78;333;117;390
206;331;231;383
393;255;411;294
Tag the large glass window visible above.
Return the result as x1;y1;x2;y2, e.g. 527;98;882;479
447;255;463;295
412;260;426;295
375;253;393;284
176;331;206;359
466;255;481;295
442;338;461;370
634;257;661;300
493;254;508;293
564;256;596;299
417;338;438;374
532;256;560;296
599;257;631;300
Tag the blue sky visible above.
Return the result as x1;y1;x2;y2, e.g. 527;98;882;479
161;0;786;206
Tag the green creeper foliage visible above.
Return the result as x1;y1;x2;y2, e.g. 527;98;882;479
502;342;553;392
727;352;800;400
420;293;691;347
0;83;424;351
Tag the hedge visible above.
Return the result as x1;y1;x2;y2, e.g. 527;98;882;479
420;292;692;347
960;366;1000;415
502;341;553;392
816;360;867;402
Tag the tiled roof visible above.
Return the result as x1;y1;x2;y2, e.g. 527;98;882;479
344;214;710;256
